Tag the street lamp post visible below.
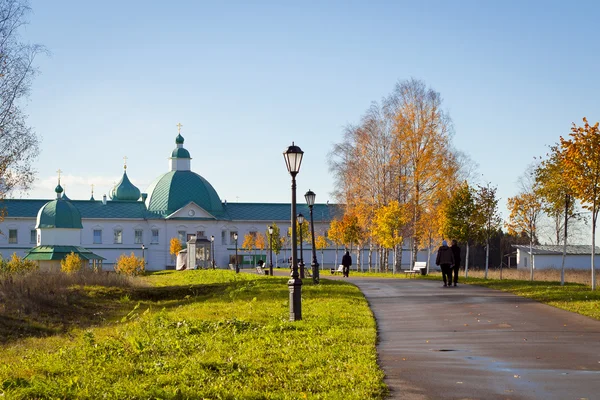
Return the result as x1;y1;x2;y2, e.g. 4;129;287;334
234;232;239;273
305;189;320;284
297;213;305;278
268;226;274;276
210;235;215;269
284;142;303;321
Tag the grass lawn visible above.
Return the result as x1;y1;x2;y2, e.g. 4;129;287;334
0;270;387;399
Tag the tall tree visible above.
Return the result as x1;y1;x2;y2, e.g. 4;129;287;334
474;183;502;279
505;192;542;281
392;78;455;265
535;144;577;285
0;0;44;198
441;181;477;277
559;118;600;290
372;200;409;274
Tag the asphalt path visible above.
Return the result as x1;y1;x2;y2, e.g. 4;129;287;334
325;276;600;400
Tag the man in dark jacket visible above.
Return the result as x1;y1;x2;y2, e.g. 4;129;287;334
450;240;461;287
435;240;454;287
341;250;352;278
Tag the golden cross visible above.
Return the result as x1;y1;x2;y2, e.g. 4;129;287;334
176;122;183;134
56;169;62;183
123;155;128;169
91;183;94;194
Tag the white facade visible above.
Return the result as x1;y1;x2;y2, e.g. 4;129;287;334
514;245;600;270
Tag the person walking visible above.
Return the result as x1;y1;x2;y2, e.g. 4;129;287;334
450;240;461;287
341;250;352;278
436;240;455;287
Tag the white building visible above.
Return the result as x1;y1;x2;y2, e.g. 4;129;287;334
513;245;600;270
0;131;339;271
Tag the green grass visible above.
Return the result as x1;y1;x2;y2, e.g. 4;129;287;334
0;270;387;399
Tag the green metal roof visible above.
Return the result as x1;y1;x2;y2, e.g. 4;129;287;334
175;134;184;144
171;147;190;158
111;170;141;201
1;199;162;220
145;170;225;216
1;199;341;223
36;199;83;229
24;245;105;261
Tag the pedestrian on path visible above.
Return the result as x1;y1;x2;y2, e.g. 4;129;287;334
341;250;352;277
435;240;454;287
450;240;461;287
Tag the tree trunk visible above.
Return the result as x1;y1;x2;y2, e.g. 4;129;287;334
592;207;597;291
465;242;470;278
561;194;569;286
368;241;373;272
484;237;490;279
529;239;534;281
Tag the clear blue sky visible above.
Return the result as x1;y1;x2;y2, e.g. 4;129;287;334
18;0;600;228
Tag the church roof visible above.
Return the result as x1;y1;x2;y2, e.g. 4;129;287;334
111;170;141;201
1;199;341;222
145;170;225;217
36;198;83;229
171;147;190;158
24;245;105;261
1;199;162;220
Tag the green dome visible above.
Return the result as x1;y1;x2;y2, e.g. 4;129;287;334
175;134;184;144
145;170;223;215
171;147;191;158
35;198;83;229
112;170;141;201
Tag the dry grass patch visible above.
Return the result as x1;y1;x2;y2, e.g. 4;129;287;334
0;270;142;343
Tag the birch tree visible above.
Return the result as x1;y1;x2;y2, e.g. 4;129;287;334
474;183;502;279
0;0;44;198
505;192;542;281
535;145;576;285
559;118;600;290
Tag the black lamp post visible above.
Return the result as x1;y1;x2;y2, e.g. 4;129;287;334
283;142;303;321
297;213;305;278
268;226;274;276
234;232;239;273
305;189;320;284
210;235;215;269
141;244;146;267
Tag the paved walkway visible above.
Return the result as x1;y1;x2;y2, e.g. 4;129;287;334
326;276;600;400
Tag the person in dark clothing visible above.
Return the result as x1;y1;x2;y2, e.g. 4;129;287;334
435;240;455;287
450;240;461;287
341;250;352;278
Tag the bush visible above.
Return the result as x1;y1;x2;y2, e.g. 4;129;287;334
114;252;145;276
0;253;38;275
61;251;83;274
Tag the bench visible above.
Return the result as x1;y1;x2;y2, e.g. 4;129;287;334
404;262;426;278
331;265;344;275
229;263;235;271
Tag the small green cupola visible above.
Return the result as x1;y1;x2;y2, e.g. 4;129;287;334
36;178;83;229
170;123;192;171
111;163;141;201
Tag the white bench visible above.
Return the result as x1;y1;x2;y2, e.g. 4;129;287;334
404;262;426;278
331;265;344;275
229;263;235;271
